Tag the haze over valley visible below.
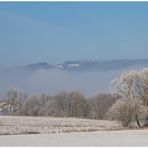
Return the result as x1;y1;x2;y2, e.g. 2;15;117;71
0;59;148;96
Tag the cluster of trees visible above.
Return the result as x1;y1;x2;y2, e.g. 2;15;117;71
109;68;148;127
3;88;119;120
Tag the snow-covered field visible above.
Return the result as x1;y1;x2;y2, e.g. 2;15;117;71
1;130;148;146
0;116;122;135
1;116;148;146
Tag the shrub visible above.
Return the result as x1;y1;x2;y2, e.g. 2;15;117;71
108;97;147;127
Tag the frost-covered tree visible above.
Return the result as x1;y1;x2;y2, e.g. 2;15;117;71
111;70;138;99
108;97;147;127
88;93;119;119
136;68;148;126
21;95;40;116
5;87;28;113
110;70;148;127
52;91;89;117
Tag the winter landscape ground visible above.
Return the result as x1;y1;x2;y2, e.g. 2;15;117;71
0;116;122;135
0;116;148;146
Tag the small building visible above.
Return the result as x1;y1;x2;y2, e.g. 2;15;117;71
0;102;13;115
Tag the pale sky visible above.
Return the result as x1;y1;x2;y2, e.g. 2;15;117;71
0;2;148;66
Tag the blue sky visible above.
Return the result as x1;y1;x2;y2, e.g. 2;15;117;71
0;2;148;66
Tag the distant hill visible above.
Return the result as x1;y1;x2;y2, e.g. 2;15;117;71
58;59;148;71
59;59;148;70
13;59;148;71
24;62;54;71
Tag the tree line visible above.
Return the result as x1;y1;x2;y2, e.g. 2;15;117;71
3;88;119;120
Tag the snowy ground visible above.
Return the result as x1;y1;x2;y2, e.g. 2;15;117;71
0;116;122;135
0;116;148;146
0;130;148;146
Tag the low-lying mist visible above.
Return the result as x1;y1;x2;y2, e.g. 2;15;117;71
0;68;121;96
0;65;145;97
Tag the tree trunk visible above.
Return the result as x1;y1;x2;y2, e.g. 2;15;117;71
144;102;148;127
135;114;141;128
144;116;148;127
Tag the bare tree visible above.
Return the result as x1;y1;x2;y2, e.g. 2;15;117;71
88;93;119;119
46;91;89;118
68;91;89;117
